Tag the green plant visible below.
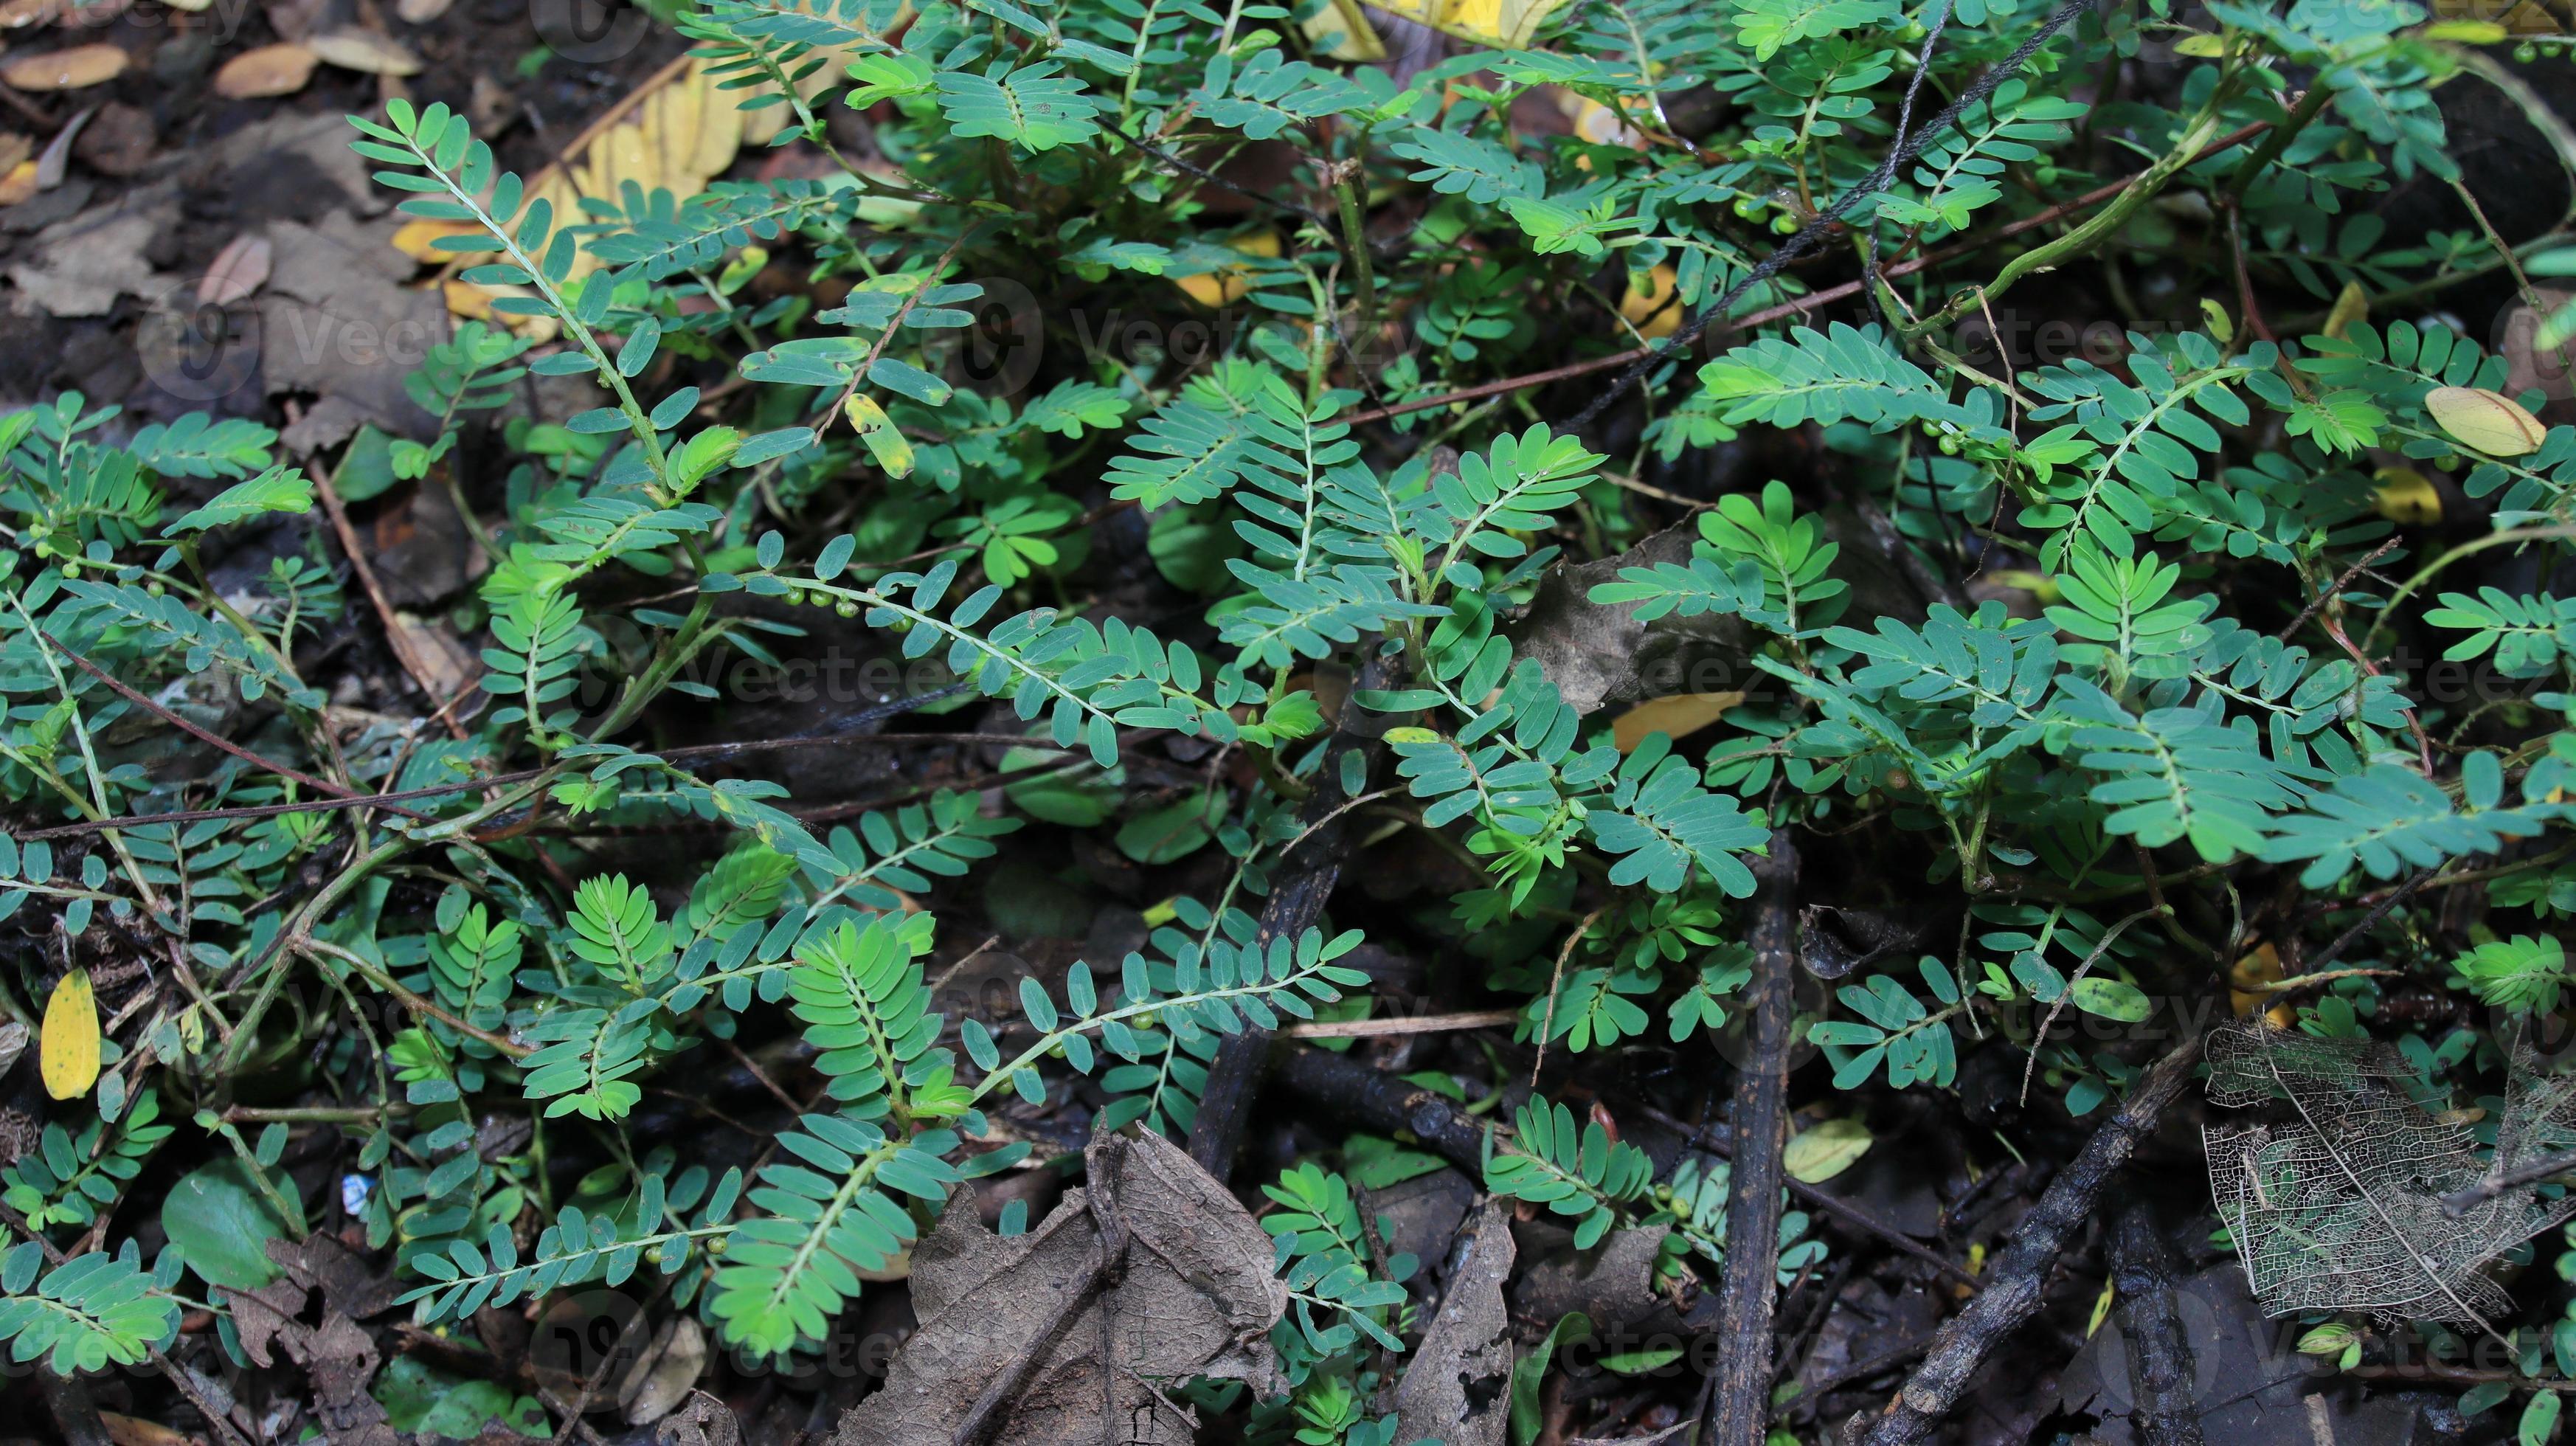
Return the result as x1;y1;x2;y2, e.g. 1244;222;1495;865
9;0;2576;1437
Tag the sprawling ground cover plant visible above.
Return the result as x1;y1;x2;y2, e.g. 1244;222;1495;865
7;0;2576;1439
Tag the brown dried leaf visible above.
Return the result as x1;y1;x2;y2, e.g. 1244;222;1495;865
394;0;451;19
3;43;127;90
1610;690;1745;753
305;29;422;77
214;43;317;98
621;1316;709;1426
834;1129;1281;1446
656;1392;744;1446
198;233;271;306
100;1413;195;1446
70;100;148;175
1395;1202;1516;1446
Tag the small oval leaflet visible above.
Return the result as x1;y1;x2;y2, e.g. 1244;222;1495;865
2426;386;2546;459
40;967;98;1101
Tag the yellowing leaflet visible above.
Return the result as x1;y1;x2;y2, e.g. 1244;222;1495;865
1371;0;1568;49
41;967;99;1101
845;395;915;479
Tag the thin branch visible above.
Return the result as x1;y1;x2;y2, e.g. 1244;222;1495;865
1334;119;2272;429
1704;834;1800;1446
38;630;428;820
1856;1032;2205;1445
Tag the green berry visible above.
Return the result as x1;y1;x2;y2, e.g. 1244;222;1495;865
835;601;858;618
1771;214;1799;234
2516;43;2539;63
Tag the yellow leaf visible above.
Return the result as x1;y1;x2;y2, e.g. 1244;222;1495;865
1300;0;1385;59
392;218;482;264
1173;229;1282;308
2171;32;2229;56
685;60;743;181
645;80;702;196
1372;0;1565;47
41;967;98;1101
1611;691;1744;753
1382;725;1444;745
2426;385;2547;457
845;395;914;479
1783;1116;1872;1184
2198;297;2233;347
2372;466;2442;525
1562;93;1647;158
2423;19;2509;42
0;159;39;208
2086;1277;2117;1338
1618;265;1683;340
597;122;657;201
2322;279;2369;340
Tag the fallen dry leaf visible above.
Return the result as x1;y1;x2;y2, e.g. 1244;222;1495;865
1611;690;1745;753
1395;1201;1514;1446
30;103;90;190
100;1411;195;1446
390;216;479;263
71;100;150;176
621;1316;709;1427
0;0;131;27
394;0;451;18
198;232;272;306
0;159;35;206
835;1129;1281;1446
657;1392;743;1446
214;43;318;99
4;43;128;91
306;29;422;77
388;611;479;704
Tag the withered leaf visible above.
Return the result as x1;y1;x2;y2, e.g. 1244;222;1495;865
217;1276;310;1368
198;232;271;307
306;30;423;77
307;1313;401;1446
657;1391;744;1446
213;44;318;100
3;43;125;91
1394;1201;1516;1446
834;1128;1281;1446
621;1316;709;1427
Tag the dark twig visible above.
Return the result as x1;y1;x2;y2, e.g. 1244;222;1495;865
38;632;425;818
2442;1142;2576;1218
2302;869;2434;976
10;693;1014;841
1335;119;2270;431
1780;1332;1941;1422
1103;123;1337;233
2108;1207;2206;1446
1271;1045;1496;1167
1851;1031;2203;1446
1705;834;1800;1446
